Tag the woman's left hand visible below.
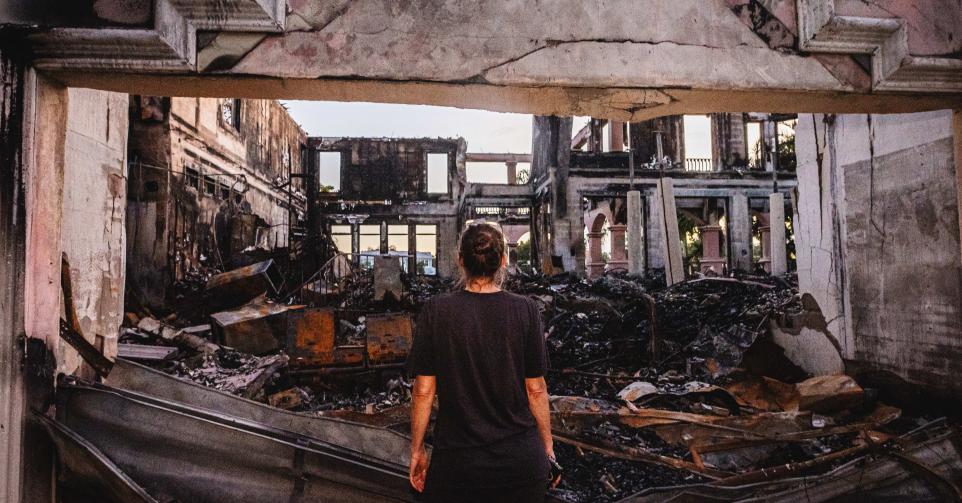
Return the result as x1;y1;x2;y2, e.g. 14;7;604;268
409;445;429;492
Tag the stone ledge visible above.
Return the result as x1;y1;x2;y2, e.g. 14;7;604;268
797;0;962;92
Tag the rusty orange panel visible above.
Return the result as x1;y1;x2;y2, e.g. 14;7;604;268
287;308;336;367
366;313;413;365
332;345;365;366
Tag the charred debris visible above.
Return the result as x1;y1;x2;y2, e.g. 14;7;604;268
61;252;959;503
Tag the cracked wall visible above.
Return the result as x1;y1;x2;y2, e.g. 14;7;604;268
126;96;306;310
796;110;962;394
61;88;128;370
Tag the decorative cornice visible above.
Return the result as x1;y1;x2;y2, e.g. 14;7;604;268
27;0;284;72
797;0;962;92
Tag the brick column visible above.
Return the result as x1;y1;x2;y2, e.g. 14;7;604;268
698;224;726;274
586;230;606;278
607;224;628;272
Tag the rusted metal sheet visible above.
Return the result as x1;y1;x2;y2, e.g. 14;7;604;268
57;379;415;502
366;313;413;365
210;299;301;354
34;412;158;503
107;359;412;466
287;307;335;365
286;308;365;367
206;259;283;309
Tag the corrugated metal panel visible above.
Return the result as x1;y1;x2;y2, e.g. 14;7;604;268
108;358;412;466
58;380;415;502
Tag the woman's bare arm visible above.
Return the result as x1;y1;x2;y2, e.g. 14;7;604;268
409;375;436;492
525;376;554;459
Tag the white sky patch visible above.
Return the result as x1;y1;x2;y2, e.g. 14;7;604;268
683;115;713;160
465;161;531;184
426;153;449;193
317;151;341;191
281;101;533;153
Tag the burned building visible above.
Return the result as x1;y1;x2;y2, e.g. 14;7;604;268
306;137;465;277
3;2;962;503
126;97;307;309
527;114;797;281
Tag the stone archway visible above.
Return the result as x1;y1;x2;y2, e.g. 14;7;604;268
584;210;609;278
501;224;531;271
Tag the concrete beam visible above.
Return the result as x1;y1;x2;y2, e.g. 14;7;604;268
571;123;590;149
769;192;787;276
627;190;645;275
656;178;684;285
465;153;532;163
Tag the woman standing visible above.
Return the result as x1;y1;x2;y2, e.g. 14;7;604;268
406;222;553;503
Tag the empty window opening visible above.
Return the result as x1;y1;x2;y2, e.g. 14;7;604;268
184;166;200;190
416;225;438;276
746;122;763;169
683;115;713;171
318;152;341;192
466;161;531;184
426;153;449;194
602;123;611;152
221;98;241;131
331;224;352;257
388;224;410;272
358;224;380;269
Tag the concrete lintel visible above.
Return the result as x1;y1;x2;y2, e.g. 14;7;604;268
465;153;533;163
49;72;962;123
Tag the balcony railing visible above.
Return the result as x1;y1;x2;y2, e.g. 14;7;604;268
684;158;713;172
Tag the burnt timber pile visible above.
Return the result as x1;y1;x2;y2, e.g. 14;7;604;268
87;256;962;503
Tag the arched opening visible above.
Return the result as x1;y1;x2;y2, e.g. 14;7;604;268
585;211;610;278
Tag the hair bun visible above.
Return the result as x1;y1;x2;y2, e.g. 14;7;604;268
459;223;506;279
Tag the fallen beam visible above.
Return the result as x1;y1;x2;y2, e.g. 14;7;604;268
116;344;177;362
552;432;731;480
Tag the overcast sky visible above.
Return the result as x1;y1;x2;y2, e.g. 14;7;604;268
281;101;533;153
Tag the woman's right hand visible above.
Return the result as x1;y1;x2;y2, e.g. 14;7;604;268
409;445;429;492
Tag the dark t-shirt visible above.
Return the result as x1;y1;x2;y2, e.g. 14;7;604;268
406;289;550;488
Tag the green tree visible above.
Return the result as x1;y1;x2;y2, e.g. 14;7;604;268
515;239;532;270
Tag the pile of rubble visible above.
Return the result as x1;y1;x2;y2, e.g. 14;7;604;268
113;260;959;502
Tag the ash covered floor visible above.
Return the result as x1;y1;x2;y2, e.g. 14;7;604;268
93;256;961;503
